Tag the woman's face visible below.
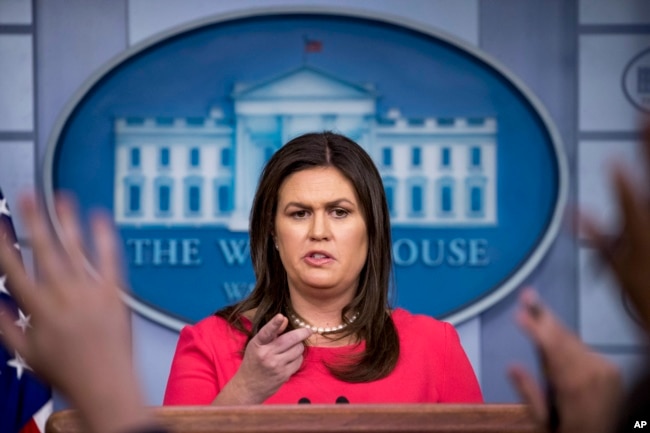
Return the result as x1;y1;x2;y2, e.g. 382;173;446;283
274;166;368;302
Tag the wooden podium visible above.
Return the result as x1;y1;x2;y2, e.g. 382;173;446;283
46;404;542;433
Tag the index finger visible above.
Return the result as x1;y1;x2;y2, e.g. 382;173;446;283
253;314;288;346
516;289;579;363
273;326;313;352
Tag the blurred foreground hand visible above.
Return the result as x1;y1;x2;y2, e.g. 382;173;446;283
509;289;623;433
0;193;159;433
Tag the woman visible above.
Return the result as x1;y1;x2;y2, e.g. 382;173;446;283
164;132;482;405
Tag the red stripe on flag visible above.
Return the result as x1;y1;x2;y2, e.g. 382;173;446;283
19;418;42;433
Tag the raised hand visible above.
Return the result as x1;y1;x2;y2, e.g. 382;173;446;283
0;193;155;433
582;123;650;331
214;314;313;404
509;289;622;433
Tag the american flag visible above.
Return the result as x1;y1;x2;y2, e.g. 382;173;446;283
0;189;52;433
304;37;322;53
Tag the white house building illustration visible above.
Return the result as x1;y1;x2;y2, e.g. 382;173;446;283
114;66;497;230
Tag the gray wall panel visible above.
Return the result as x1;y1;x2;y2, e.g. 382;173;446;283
35;0;128;177
479;0;578;402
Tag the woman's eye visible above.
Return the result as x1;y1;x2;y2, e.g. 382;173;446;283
333;208;349;218
292;210;308;218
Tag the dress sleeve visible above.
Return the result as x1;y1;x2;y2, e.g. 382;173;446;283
440;322;483;403
163;323;222;405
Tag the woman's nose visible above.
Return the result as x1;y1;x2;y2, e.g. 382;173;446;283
309;212;330;240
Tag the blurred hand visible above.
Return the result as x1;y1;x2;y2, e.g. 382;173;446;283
214;314;312;404
0;193;154;433
509;289;623;433
582;123;650;331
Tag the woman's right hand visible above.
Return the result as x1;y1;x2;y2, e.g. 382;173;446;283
213;314;313;405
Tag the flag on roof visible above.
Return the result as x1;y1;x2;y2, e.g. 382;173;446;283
304;37;322;53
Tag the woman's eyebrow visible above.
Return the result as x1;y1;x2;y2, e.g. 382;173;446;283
282;198;355;210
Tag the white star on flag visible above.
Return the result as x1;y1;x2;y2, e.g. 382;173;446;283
14;309;31;333
0;198;10;217
0;187;52;431
7;351;31;380
0;275;8;296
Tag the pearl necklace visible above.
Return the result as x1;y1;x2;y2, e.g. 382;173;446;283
288;308;359;335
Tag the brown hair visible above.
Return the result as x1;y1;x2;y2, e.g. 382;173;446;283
216;131;399;382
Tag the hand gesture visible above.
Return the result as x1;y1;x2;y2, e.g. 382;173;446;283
582;123;650;331
0;193;154;433
215;314;312;404
509;289;623;433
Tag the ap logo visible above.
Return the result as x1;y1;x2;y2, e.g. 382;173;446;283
45;10;567;330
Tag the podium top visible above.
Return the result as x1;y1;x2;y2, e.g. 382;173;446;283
46;403;542;433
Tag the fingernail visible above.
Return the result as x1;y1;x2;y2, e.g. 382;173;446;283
526;298;543;319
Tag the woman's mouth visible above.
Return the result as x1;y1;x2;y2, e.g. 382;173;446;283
304;251;333;265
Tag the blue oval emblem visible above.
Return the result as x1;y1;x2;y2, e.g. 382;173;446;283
44;11;567;330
